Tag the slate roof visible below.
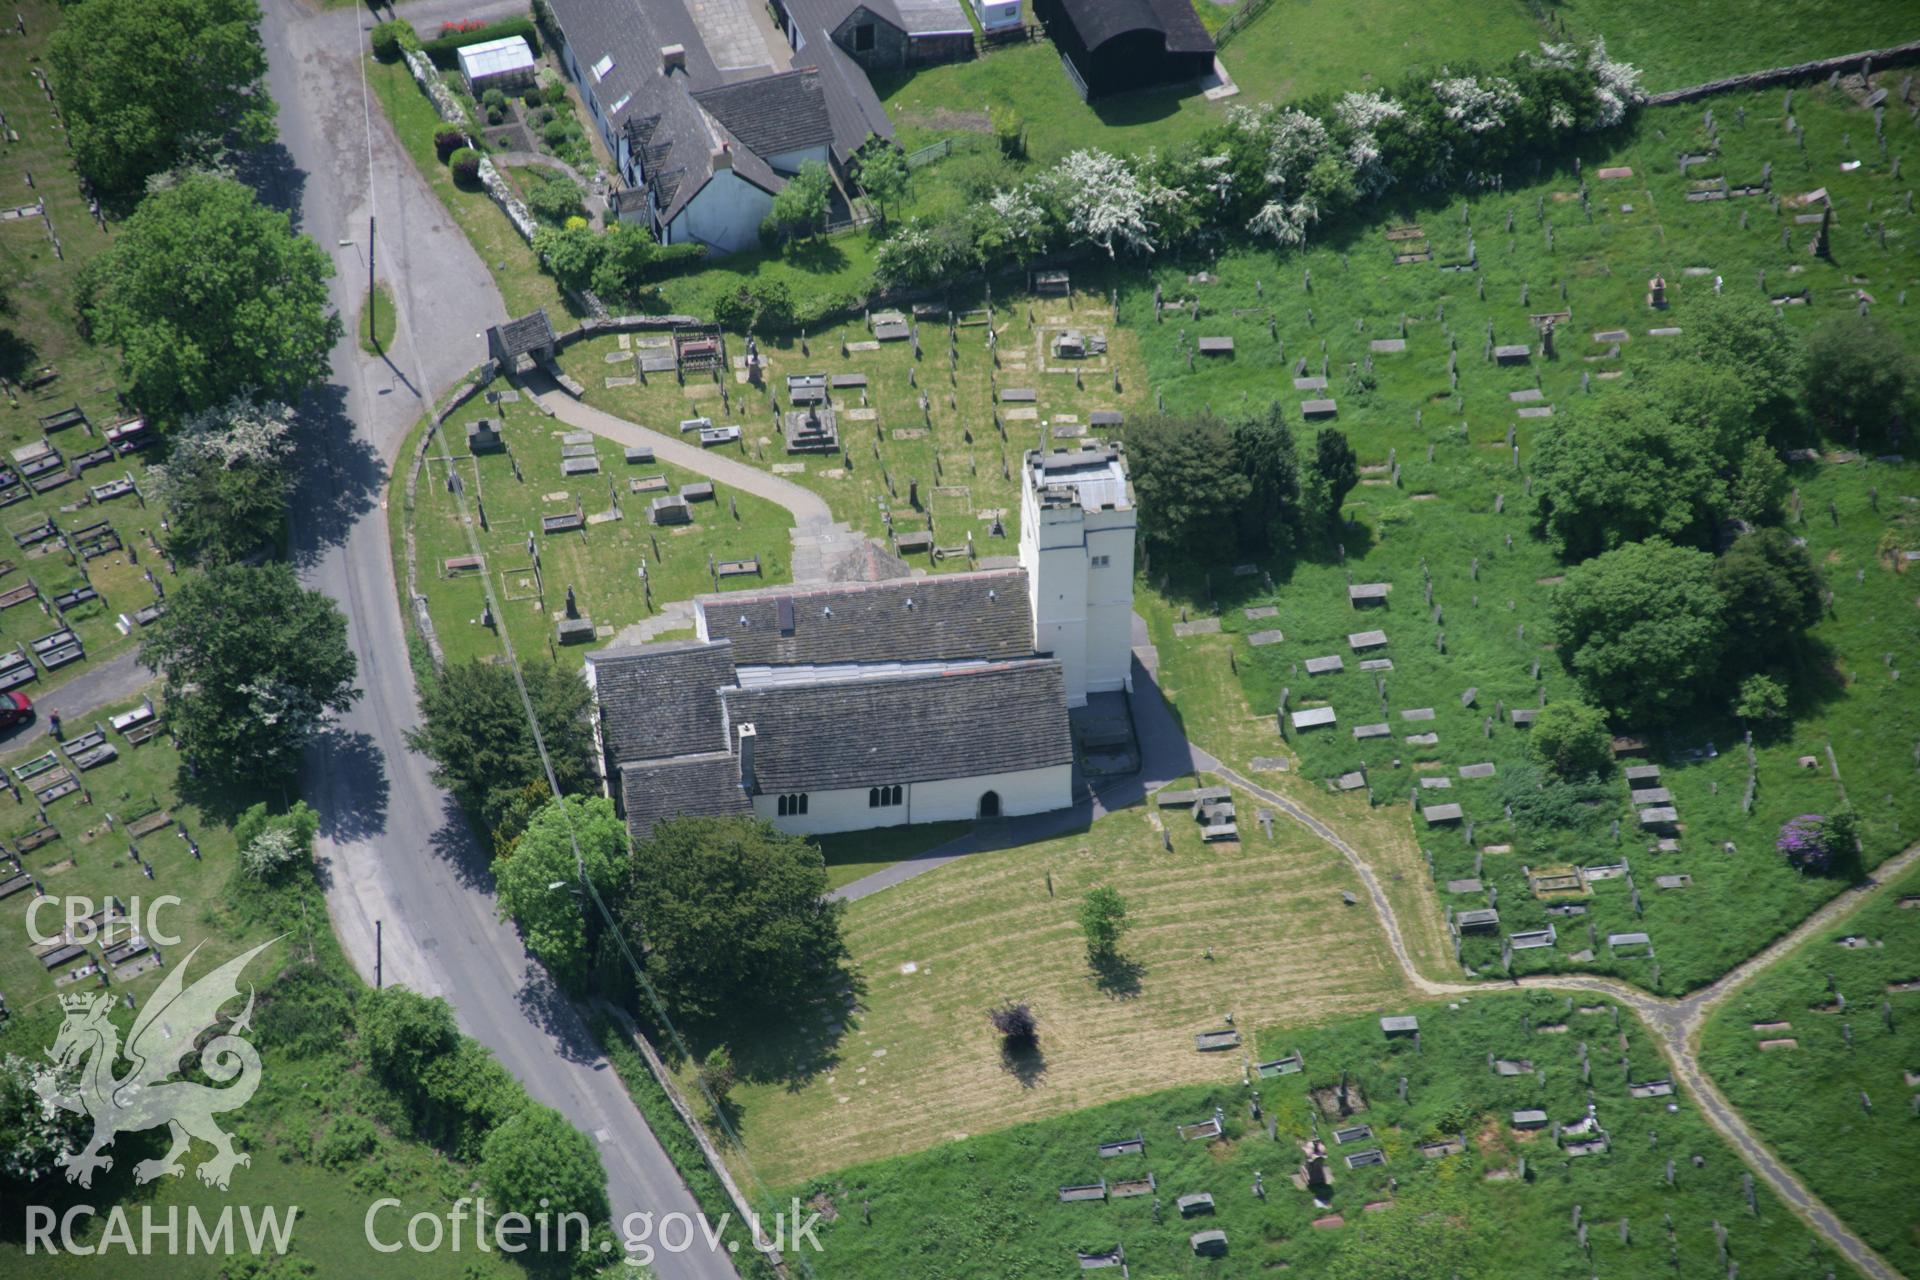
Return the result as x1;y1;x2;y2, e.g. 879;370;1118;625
774;0;901;158
494;309;555;357
697;568;1034;667
718;660;1073;792
620;752;752;839
692;69;835;161
587;640;738;765
1050;0;1213;53
547;0;785;227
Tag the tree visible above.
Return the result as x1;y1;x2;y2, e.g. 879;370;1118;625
1304;427;1359;526
763;161;831;245
140;563;359;785
1676;294;1800;431
1078;885;1130;960
854;142;911;226
1549;538;1724;724
1531;398;1719;559
405;659;595;832
532;224;602;293
695;1046;737;1108
492;795;628;991
1735;673;1788;725
479;1103;610;1230
1639;360;1762;467
1124;412;1251;561
1231;402;1301;553
1712;528;1823;669
50;0;274;197
619;817;847;1026
1801;315;1916;446
522;169;586;224
0;1054;88;1186
358;987;460;1090
1526;699;1613;779
146;395;296;565
79;175;339;420
1727;436;1788;525
234;801;320;881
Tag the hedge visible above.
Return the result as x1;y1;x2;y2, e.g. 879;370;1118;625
420;16;541;69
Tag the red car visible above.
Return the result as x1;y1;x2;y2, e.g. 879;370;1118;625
0;692;33;728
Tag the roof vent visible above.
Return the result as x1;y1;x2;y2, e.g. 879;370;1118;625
823;605;833;617
904;597;915;611
987;589;997;602
739;615;749;627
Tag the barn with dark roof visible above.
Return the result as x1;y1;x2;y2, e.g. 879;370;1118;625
1034;0;1215;99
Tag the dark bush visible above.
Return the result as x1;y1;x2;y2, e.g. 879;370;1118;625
989;1001;1038;1050
521;86;543;108
432;125;467;161
541;119;574;148
369;19;416;62
448;147;483;187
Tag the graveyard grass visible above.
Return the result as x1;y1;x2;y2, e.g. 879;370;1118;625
801;990;1844;1278
553;273;1155;565
1697;862;1920;1277
395;386;801;671
704;781;1407;1188
1552;0;1920;92
1129;83;1920;995
0;0;185;689
0;695;520;1280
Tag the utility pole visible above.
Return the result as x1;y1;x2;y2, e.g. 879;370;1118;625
367;214;377;351
375;919;382;988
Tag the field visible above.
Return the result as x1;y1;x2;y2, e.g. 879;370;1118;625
400;383;799;669
1697;863;1920;1276
0;699;521;1277
0;0;185;692
1553;0;1920;92
708;779;1407;1187
1122;83;1920;993
801;990;1843;1278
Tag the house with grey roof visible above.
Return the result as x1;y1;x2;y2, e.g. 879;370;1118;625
585;440;1134;840
543;0;967;254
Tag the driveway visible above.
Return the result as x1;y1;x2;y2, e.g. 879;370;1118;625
258;3;735;1274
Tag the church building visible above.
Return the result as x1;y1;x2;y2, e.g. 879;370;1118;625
585;440;1136;839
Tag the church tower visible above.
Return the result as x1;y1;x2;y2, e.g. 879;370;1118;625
1018;441;1136;708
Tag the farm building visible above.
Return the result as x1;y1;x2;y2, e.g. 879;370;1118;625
1032;0;1214;99
587;441;1136;838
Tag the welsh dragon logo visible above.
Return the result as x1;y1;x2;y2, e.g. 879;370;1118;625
35;939;277;1190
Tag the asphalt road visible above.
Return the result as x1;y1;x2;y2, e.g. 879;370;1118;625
256;3;736;1274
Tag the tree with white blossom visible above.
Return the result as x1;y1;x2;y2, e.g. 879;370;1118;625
148;394;297;565
1431;73;1522;134
1044;149;1159;257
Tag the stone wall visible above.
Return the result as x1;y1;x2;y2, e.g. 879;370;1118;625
402;49;540;245
1647;38;1920;105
